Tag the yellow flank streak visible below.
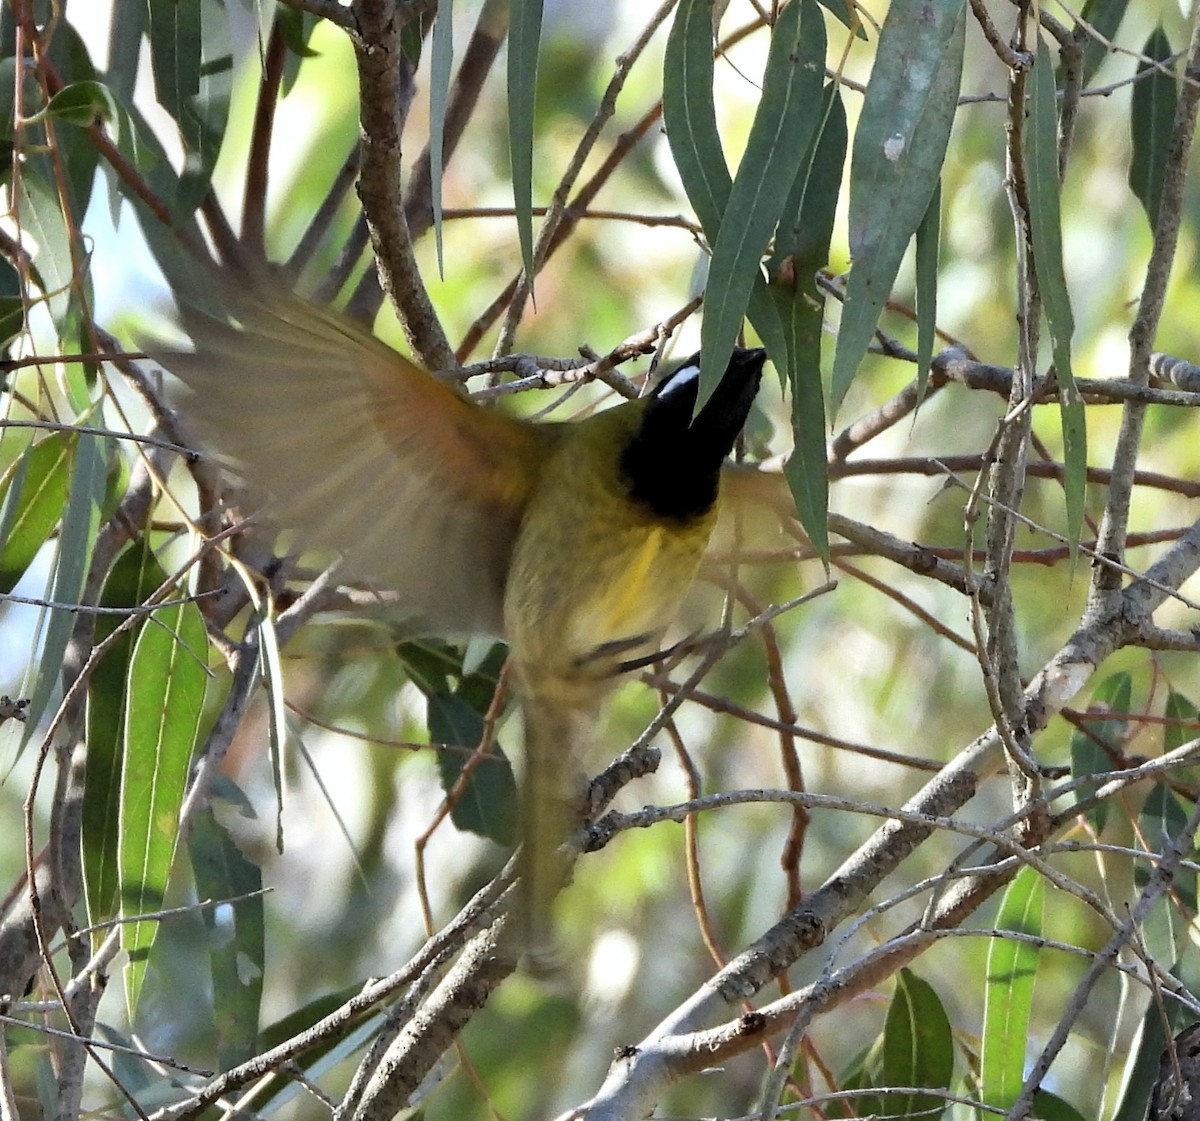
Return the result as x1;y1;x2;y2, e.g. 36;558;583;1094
602;527;666;637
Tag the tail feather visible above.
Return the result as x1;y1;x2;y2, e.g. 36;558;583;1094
517;692;594;969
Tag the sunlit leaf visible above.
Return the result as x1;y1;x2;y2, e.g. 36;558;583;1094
982;866;1044;1109
84;541;169;931
119;594;208;1013
0;432;73;594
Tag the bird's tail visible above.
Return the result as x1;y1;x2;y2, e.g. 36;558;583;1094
517;690;596;970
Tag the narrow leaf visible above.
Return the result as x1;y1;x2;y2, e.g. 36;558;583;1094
831;0;966;413
663;0;731;241
430;0;454;277
769;86;847;567
1129;27;1177;232
188;808;265;1071
119;595;208;1014
1078;0;1131;84
914;179;941;405
508;0;544;289
0;433;73;594
1025;37;1086;550
1070;671;1131;832
662;0;788;378
699;0;826;403
22;433;107;745
982;866;1045;1109
84;541;169;931
882;968;954;1120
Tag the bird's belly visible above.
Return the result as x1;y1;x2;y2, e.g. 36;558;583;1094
562;522;706;672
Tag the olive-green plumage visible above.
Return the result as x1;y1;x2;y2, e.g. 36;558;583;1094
154;274;766;960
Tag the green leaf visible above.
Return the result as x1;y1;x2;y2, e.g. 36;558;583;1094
1070;671;1131;832
106;0;146;103
1112;1001;1195;1121
1032;1089;1091;1121
147;0;200;121
699;0;826;405
661;0;788;378
769;85;847;567
119;594;208;1014
43;79;118;129
1077;0;1130;84
84;541;170;931
833;1038;885;1119
914;180;941;405
1025;37;1086;551
0;432;73;594
188;808;265;1072
663;0;729;240
22;432;107;745
831;0;966;413
508;0;544;289
397;640;518;845
1135;780;1194;966
982;866;1044;1109
882;968;954;1120
430;0;454;277
430;692;518;846
15;164;76;325
1129;28;1177;233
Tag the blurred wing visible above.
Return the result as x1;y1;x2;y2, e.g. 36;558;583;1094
153;284;554;638
708;465;810;569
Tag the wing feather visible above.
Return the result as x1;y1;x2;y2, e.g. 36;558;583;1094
152;282;555;637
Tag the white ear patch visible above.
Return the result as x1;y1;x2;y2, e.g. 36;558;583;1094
656;361;700;398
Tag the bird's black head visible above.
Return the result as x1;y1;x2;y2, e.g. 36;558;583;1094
621;347;766;521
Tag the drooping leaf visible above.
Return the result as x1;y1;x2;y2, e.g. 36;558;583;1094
661;0;789;378
119;593;208;1013
914;179;941;405
1077;0;1130;84
1025;37;1086;551
1070;671;1132;833
430;0;454;276
106;0;146;102
831;0;966;413
881;969;954;1120
769;85;847;567
508;0;544;289
1129;27;1177;233
188;808;265;1071
0;432;73;594
982;866;1044;1110
84;540;169;931
699;0;826;404
22;433;107;745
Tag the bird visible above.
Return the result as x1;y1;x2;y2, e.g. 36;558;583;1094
152;270;769;956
